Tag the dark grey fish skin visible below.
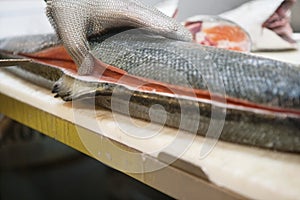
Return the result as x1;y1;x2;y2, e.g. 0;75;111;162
89;29;300;109
0;31;300;152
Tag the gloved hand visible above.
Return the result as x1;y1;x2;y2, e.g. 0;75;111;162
45;0;192;75
263;0;296;43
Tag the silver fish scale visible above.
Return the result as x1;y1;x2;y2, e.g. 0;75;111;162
45;0;192;75
0;34;59;54
205;47;300;107
1;32;299;109
89;30;300;109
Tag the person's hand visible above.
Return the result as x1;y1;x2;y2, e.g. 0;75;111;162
262;0;296;43
45;0;192;75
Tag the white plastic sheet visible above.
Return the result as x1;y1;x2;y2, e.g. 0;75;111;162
0;0;53;39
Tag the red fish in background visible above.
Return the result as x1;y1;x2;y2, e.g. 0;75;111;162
156;0;297;52
155;1;251;52
184;16;251;52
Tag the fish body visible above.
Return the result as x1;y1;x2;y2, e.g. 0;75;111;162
0;30;299;152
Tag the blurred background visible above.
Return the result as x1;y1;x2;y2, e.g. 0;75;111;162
176;0;300;32
141;0;300;31
0;0;299;200
0;118;173;200
0;0;299;39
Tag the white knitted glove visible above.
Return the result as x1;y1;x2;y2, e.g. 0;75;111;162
45;0;192;75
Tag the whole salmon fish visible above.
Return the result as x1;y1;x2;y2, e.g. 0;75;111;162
0;29;299;152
